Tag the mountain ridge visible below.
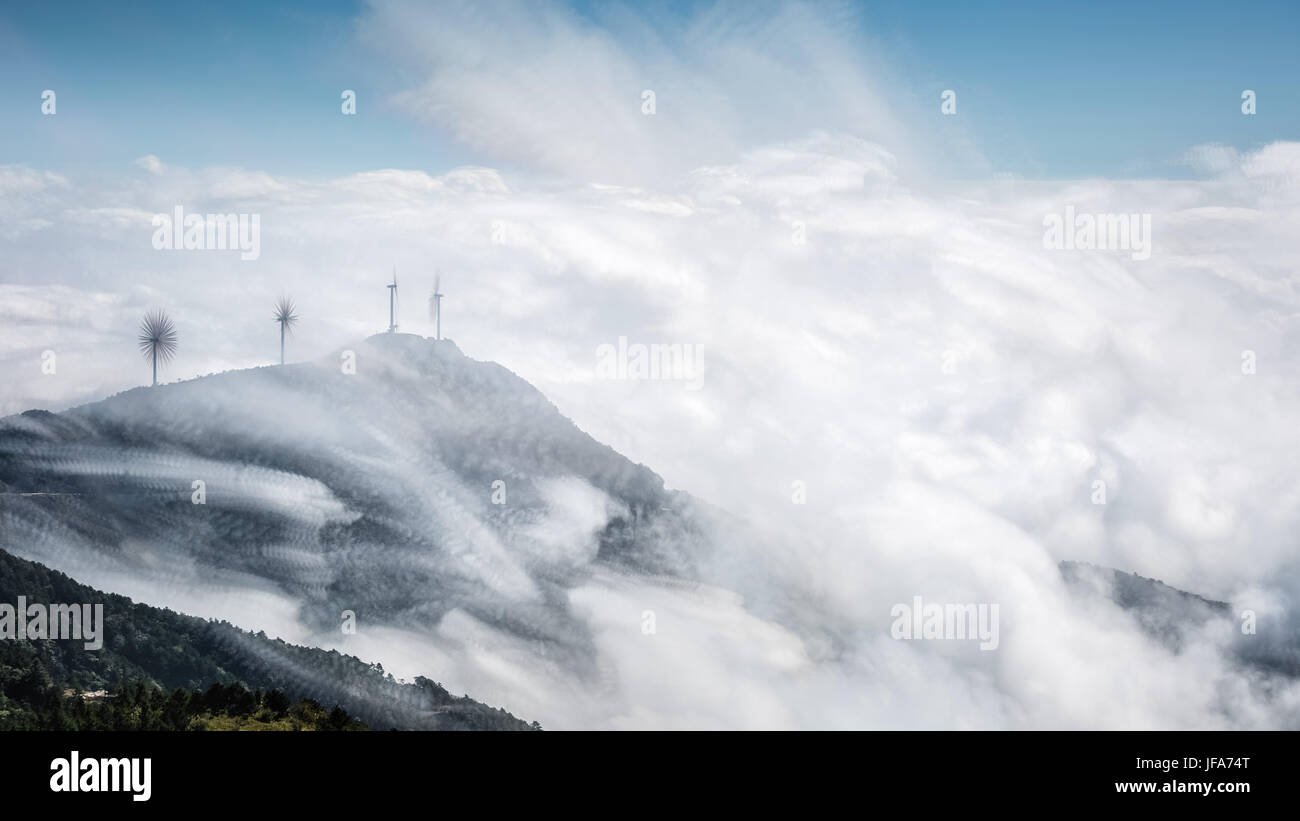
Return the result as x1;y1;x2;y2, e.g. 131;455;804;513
0;332;725;696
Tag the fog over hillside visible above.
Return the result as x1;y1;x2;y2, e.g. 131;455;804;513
3;331;1299;729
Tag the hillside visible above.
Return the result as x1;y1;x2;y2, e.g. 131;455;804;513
1059;560;1231;651
0;547;534;730
1060;560;1300;677
0;333;726;680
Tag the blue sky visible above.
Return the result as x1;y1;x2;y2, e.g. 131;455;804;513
1;0;1297;178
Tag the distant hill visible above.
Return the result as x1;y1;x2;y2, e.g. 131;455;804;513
1059;560;1230;651
0;548;535;730
1059;560;1300;677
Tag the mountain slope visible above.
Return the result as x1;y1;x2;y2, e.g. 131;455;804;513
0;547;533;729
1059;560;1300;677
0;333;724;680
1059;560;1231;651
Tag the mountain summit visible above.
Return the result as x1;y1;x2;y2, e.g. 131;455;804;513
0;334;720;677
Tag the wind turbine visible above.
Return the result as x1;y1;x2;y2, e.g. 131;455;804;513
137;310;178;387
273;296;298;365
429;273;444;340
387;267;399;333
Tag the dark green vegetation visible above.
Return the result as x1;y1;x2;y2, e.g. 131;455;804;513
0;549;537;730
0;678;366;731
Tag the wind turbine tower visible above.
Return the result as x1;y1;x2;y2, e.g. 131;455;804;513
430;274;444;340
387;267;399;333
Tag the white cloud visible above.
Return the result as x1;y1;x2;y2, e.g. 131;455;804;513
133;154;166;175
